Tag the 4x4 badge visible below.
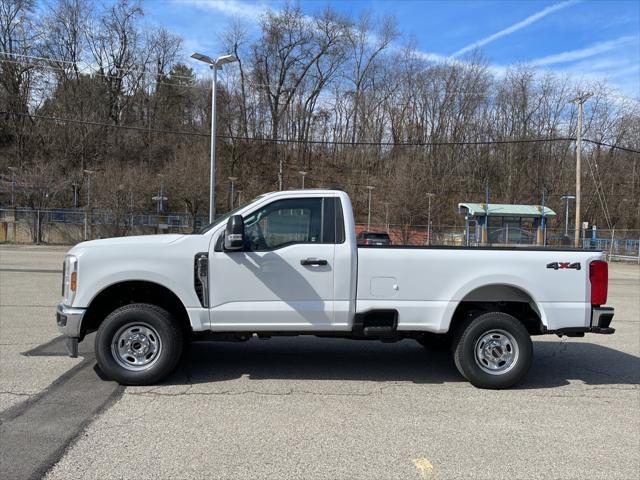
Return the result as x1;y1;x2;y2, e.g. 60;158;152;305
546;262;581;270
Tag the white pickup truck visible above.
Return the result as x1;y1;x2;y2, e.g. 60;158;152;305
56;190;614;389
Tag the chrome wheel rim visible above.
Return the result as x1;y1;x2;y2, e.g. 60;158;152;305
111;322;162;371
474;329;519;375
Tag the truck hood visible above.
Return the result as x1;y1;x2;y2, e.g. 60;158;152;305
70;234;186;253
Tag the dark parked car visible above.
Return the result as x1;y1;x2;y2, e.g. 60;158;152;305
357;231;392;246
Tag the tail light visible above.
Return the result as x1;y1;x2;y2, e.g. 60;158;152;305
363;239;370;245
589;260;608;306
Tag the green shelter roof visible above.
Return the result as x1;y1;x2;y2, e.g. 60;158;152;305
459;203;556;218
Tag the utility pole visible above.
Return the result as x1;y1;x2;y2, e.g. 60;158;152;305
365;185;374;230
570;92;593;247
561;195;575;237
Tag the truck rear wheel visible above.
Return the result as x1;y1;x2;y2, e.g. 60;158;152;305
95;303;184;385
452;311;532;389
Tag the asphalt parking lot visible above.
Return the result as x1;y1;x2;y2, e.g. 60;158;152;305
0;245;638;480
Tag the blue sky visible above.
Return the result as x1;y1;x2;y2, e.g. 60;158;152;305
145;0;639;97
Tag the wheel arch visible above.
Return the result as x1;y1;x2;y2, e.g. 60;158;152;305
80;280;191;340
446;283;545;336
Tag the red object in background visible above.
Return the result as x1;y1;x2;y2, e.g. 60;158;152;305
589;260;608;306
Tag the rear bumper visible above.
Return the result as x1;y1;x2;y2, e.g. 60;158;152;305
56;302;86;357
590;306;614;333
547;306;615;336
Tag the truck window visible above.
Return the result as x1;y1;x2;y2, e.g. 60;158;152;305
244;198;324;250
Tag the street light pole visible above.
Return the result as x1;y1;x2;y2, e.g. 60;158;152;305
426;193;435;245
72;183;78;208
299;170;307;189
383;201;389;233
8;166;17;205
83;169;95;240
228;176;238;209
210;64;217;221
191;52;238;223
365;185;374;230
570;92;593;247
561;195;575;237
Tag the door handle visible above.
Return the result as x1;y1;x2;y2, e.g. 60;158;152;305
300;258;328;266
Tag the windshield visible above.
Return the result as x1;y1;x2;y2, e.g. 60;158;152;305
199;196;263;234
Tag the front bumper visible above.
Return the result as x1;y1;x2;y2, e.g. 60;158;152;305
56;302;86;357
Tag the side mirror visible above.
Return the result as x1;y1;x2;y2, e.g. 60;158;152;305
224;215;245;251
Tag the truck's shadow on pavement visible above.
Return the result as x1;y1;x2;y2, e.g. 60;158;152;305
161;337;640;389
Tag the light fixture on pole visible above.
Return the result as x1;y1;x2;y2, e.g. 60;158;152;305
299;170;307;189
365;185;374;230
191;52;238;223
569;92;593;247
426;193;435;245
152;174;167;214
228;176;238;209
561;195;575;237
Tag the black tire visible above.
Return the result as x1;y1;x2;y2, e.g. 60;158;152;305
95;303;184;385
417;333;452;351
452;311;532;389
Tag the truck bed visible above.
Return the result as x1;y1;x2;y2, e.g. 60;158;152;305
355;245;604;333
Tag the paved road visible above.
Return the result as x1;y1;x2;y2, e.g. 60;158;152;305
0;245;638;479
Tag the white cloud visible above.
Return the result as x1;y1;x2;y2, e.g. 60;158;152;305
175;0;270;22
452;0;579;57
414;50;449;63
529;35;637;66
171;0;638;97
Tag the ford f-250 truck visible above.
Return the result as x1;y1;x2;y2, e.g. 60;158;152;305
56;190;614;389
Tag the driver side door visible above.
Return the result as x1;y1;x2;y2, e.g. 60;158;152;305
209;196;337;330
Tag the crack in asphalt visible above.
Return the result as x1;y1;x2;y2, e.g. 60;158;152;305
127;382;410;398
0;391;33;397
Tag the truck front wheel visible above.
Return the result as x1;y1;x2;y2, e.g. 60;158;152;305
452;311;532;389
95;303;184;385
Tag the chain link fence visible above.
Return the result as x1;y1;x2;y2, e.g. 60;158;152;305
355;223;640;262
0;207;207;244
1;207;639;263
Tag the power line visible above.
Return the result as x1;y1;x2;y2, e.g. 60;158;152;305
583;139;640;154
3;110;640;153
